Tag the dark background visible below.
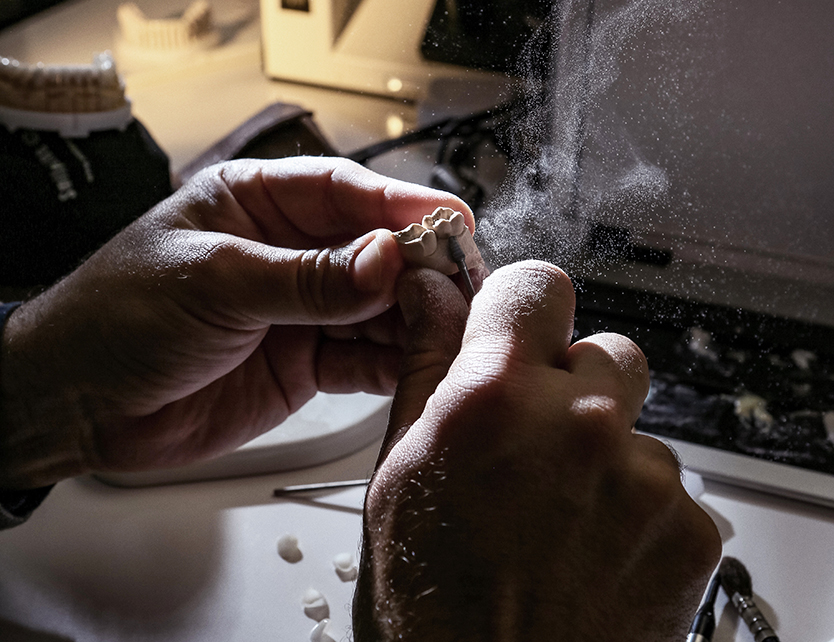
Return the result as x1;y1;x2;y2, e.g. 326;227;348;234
0;1;68;31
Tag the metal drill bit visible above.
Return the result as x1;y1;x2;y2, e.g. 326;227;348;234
447;235;476;300
273;479;369;496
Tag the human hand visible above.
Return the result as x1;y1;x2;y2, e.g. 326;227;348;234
0;157;473;487
355;261;722;642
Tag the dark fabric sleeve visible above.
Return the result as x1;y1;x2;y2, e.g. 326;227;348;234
0;301;55;529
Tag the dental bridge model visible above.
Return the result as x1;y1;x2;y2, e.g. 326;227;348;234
115;1;220;70
0;52;132;137
393;206;488;300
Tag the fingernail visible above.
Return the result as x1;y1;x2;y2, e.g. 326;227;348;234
352;233;383;293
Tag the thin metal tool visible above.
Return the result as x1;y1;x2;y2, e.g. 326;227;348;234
447;235;476;300
273;479;369;496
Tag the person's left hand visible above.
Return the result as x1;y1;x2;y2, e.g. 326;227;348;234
0;157;473;487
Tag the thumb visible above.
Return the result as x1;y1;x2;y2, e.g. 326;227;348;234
378;268;469;463
287;229;404;325
180;228;407;327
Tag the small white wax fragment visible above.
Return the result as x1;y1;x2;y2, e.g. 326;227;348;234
791;349;816;370
793;382;812;397
824;411;834;442
309;618;338;642
727;350;747;364
687;327;717;360
734;393;774;430
277;534;303;563
333;552;358;582
302;588;330;621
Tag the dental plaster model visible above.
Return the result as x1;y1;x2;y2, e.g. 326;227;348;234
0;53;132;136
116;1;220;66
276;533;303;563
301;588;330;622
393;206;488;296
332;552;358;582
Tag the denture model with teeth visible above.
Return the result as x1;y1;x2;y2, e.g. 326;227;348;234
115;1;220;68
0;52;132;137
394;206;489;295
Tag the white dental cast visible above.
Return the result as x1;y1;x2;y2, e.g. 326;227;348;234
0;53;132;136
117;1;218;54
0;53;126;114
394;206;482;276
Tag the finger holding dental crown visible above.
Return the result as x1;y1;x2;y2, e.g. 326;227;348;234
393;206;488;294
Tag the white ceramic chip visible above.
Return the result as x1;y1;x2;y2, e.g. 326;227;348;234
302;588;330;621
332;552;358;582
277;534;303;564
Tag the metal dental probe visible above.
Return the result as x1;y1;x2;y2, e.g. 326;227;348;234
447;235;476;300
273;479;369;496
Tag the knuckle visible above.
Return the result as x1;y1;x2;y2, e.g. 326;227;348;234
565;394;629;453
184;163;228;200
440;360;530;432
186;240;240;278
295;245;356;323
296;248;334;321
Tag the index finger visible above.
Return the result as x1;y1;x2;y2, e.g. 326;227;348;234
224;157;476;247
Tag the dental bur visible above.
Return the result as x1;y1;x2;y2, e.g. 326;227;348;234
447;235;476;299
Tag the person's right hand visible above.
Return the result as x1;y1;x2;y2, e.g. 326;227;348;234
355;260;722;642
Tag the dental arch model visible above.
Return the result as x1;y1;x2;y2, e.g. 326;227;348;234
0;52;132;136
116;1;219;60
394;206;488;297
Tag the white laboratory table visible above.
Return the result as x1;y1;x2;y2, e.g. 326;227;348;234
1;1;834;641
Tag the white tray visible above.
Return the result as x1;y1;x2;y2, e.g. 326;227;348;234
645;433;834;508
96;392;391;487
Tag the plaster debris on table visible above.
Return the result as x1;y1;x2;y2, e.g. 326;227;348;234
734;393;774;431
332;552;358;582
687;327;718;361
824;411;834;443
309;619;338;642
276;533;303;563
301;588;330;622
393;206;488;295
791;348;817;371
